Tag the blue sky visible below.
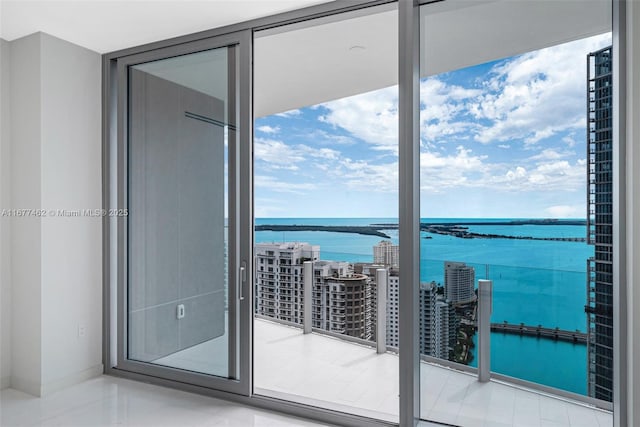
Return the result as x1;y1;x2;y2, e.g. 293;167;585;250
254;33;612;219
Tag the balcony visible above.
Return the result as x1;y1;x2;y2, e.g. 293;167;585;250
251;318;611;426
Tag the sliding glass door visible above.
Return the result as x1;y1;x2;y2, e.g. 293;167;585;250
104;2;624;426
252;4;399;422
418;1;613;425
113;31;252;394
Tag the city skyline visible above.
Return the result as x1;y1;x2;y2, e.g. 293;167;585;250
254;240;462;361
254;32;612;219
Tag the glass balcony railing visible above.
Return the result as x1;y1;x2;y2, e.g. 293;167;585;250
253;250;592;399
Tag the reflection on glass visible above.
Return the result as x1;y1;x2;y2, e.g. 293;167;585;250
127;47;233;378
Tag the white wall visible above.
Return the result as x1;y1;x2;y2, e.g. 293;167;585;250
3;32;102;396
39;33;103;394
9;33;43;395
0;38;12;390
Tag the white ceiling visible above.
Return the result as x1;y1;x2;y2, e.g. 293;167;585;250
0;0;333;53
254;0;611;117
420;0;612;76
254;3;398;118
1;0;612;118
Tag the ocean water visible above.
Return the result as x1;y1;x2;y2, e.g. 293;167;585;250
255;217;592;396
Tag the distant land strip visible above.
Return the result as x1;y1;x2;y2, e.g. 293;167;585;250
254;225;391;238
423;226;586;242
370;219;587;227
256;219;587;241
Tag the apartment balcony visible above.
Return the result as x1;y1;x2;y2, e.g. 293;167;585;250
259;301;276;309
253;318;612;427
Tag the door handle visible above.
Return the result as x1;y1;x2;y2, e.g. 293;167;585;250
239;262;246;301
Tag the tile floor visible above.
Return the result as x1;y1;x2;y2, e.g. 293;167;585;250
0;318;613;427
0;376;332;427
252;319;612;427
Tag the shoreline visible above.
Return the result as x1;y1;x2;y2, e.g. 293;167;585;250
256;219;587;241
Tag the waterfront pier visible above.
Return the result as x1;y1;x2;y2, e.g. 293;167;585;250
487;322;587;344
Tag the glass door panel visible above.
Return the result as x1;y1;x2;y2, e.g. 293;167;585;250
125;43;240;382
253;3;399;422
418;1;613;425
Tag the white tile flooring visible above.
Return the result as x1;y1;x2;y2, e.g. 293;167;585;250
0;376;332;427
252;319;612;427
0;318;613;427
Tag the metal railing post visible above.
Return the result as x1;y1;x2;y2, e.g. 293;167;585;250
303;260;313;334
376;268;387;354
478;279;493;382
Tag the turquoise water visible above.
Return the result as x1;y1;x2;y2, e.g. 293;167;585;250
255;217;592;396
468;334;587;395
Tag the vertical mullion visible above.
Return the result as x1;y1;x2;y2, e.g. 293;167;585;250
612;0;626;426
227;43;238;381
238;28;254;398
398;0;420;426
116;60;128;367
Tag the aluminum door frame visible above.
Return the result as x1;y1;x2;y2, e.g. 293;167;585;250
107;29;252;396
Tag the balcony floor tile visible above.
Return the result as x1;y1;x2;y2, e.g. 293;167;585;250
253;318;613;427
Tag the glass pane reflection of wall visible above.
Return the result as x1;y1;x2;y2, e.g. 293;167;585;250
127;47;233;378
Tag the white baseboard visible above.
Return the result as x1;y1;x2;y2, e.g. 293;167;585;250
41;364;104;396
10;375;42;397
11;364;104;397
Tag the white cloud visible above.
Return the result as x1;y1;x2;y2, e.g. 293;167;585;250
489;159;585;191
420;78;482;142
298;144;340;160
318;86;399;152
315;78;484;150
256;33;607;210
420;146;489;192
254;197;288;217
471;33;611;145
254;138;305;165
415;142;587;194
305;129;356;146
544;205;582;218
256;125;280;134
562;135;578;147
332;159;398;192
267;164;299;171
254;175;317;194
527;148;574;161
274;109;302;118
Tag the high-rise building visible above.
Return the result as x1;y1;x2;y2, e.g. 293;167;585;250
312;261;372;339
373;240;399;267
356;261;454;359
444;261;476;305
417;281;437;356
255;242;373;340
387;269;400;347
256;242;461;358
434;300;457;360
254;242;319;323
326;273;372;339
586;45;613;402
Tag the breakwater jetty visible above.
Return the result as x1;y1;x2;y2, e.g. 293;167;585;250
486;322;587;344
